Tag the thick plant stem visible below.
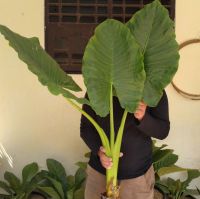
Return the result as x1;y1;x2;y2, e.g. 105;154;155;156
66;98;111;155
110;85;115;150
67;99;128;199
106;110;128;198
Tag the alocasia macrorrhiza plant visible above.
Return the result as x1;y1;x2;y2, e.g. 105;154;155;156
0;0;179;198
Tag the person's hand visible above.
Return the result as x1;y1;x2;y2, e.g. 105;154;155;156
134;101;147;121
98;146;123;169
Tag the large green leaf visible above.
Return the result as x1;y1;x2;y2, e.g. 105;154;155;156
0;194;12;199
82;19;145;117
66;189;74;199
45;177;65;199
4;172;21;194
152;140;167;153
153;149;178;172
167;177;178;195
155;181;170;195
158;165;187;176
38;186;61;199
0;25;89;105
22;183;38;198
22;162;39;184
46;159;67;192
182;170;200;189
184;189;199;198
0;181;13;194
74;187;84;199
66;175;75;191
74;168;86;190
15;193;26;199
75;162;87;170
127;0;179;106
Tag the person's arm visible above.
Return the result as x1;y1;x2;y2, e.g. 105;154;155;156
80;102;102;155
136;91;170;140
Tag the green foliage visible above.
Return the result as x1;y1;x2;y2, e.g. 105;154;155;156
37;159;87;199
152;141;200;199
0;155;89;199
156;170;200;199
0;162;43;199
127;0;179;106
153;149;178;172
46;159;68;192
82;19;145;117
152;140;187;182
0;25;89;106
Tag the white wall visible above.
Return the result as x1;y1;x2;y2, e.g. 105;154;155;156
166;0;200;166
0;0;199;189
0;0;88;177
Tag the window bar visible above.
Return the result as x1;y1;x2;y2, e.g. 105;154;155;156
170;0;175;20
58;0;62;23
123;0;125;23
95;0;98;24
108;0;112;19
77;0;80;23
141;0;144;7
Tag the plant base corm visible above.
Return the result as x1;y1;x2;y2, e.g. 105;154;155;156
101;184;120;199
101;193;120;199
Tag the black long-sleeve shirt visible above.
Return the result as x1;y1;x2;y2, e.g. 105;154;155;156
80;91;170;179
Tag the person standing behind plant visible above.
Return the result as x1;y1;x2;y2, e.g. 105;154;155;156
80;90;170;199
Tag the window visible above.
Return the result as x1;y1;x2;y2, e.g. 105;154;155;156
45;0;175;73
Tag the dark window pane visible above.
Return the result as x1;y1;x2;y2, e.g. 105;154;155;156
161;0;171;4
143;0;154;4
166;7;170;15
126;0;141;3
113;7;123;14
113;16;123;22
62;16;77;22
97;7;107;14
125;7;140;14
49;6;59;13
72;54;83;64
97;0;108;3
80;16;95;23
113;0;123;4
62;0;77;3
80;6;95;14
49;0;58;3
80;0;95;4
97;16;107;23
54;52;68;64
125;17;131;22
49;15;59;22
72;54;83;60
62;6;77;13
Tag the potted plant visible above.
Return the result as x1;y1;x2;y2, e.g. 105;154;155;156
156;170;200;199
0;156;89;199
0;162;46;199
0;0;179;198
37;158;86;199
152;140;200;199
152;140;184;199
